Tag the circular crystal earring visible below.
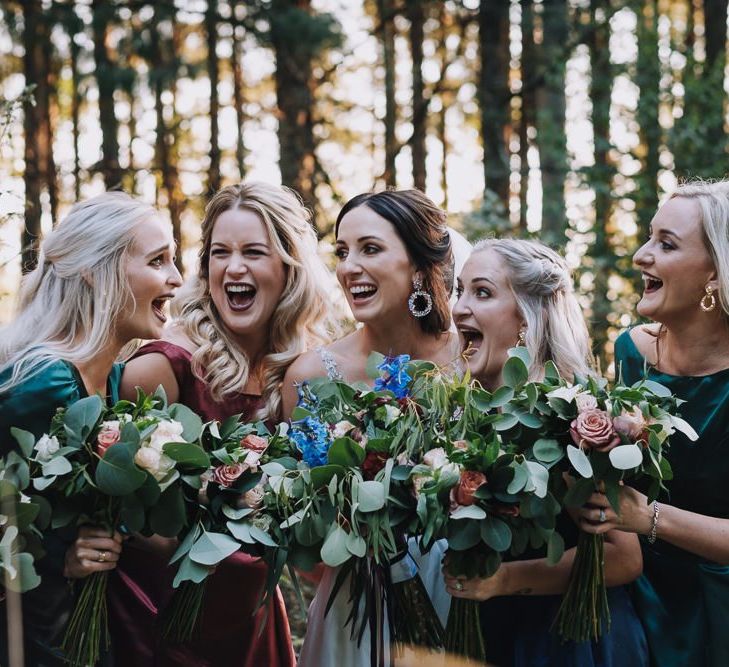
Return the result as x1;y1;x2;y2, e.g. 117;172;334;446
700;285;717;312
408;276;433;318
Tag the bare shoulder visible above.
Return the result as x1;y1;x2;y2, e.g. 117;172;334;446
628;324;660;362
283;349;328;386
121;353;180;402
163;325;196;354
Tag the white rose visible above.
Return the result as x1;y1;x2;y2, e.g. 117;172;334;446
134;447;175;481
35;434;60;461
243;449;263;470
383;404;402;426
148;419;185;452
575;392;599;413
423;447;449;470
332;420;356;439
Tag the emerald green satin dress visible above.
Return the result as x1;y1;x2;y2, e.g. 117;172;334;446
616;330;729;667
0;359;123;666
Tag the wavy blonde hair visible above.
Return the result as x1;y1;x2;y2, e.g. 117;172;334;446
0;192;157;393
670;179;729;318
173;182;337;421
473;238;594;382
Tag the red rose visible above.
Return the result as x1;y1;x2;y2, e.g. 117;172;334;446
241;434;268;454
212;463;246;488
362;451;388;481
455;470;487;506
570;409;620;453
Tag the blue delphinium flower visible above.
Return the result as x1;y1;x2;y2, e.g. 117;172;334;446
373;354;412;399
296;381;319;411
290;416;330;467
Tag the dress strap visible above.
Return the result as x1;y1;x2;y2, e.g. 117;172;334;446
317;346;344;382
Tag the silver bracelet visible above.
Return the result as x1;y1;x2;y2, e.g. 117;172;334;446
647;501;660;544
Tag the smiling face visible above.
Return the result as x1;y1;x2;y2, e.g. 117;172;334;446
335;205;416;324
117;216;182;342
452;248;524;388
207;208;287;348
634;197;717;324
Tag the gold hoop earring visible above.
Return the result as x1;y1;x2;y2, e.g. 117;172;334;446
700;285;717;312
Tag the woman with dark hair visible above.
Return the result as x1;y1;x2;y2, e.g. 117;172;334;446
282;189;462;666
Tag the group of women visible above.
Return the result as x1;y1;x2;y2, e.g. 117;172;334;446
1;178;728;667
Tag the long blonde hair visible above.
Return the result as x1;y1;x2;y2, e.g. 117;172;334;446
473;238;593;382
0;192;157;393
670;179;729;318
173;181;337;421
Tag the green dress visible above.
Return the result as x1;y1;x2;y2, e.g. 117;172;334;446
0;359;123;667
616;330;729;667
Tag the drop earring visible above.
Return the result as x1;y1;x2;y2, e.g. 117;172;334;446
700;285;717;312
408;276;433;318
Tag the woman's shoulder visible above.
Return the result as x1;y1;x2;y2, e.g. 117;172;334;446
2;358;79;402
284;347;330;384
615;325;658;364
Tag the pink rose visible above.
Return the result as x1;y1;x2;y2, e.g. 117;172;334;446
97;421;121;457
570;409;620;452
241;434;268;454
612;406;647;442
575;392;598;413
423;447;449;470
411;473;430;499
454;470;487;506
213;463;246;488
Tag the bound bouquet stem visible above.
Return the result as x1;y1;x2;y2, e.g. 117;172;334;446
61;568;110;667
159;579;207;643
553;531;608;642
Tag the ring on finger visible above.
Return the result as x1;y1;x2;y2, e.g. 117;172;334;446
454;581;463;592
97;550;108;563
599;508;606;523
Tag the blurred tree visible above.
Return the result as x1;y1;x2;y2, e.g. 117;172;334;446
92;0;122;189
206;0;221;196
479;0;510;208
535;0;568;244
407;0;426;191
232;3;248;181
518;0;536;234
377;0;398;187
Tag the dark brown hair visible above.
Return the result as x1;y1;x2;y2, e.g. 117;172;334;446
335;189;453;335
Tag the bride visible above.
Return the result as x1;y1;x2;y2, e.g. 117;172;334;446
282;189;464;666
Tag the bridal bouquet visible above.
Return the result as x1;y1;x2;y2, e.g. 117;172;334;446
161;417;292;642
16;388;208;666
403;359;561;661
500;349;697;642
281;353;448;654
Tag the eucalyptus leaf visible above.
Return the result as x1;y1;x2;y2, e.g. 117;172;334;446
533;439;564;464
10;428;35;458
63;395;104;446
450;504;487;520
169;403;204;441
546;530;565;565
480;516;511;551
490;386;514;408
356;480;385;512
327;438;366;467
609;444;644;470
567;445;594;478
163;442;210;469
189;530;240;566
321;525;351;567
95;443;147;496
172;555;210;587
502;356;529;389
41;456;72;477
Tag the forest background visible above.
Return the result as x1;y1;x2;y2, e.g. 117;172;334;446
1;0;728;372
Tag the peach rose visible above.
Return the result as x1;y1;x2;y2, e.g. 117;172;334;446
454;470;487;506
575;392;598;413
213;463;246;488
570;409;620;452
612;406;647;441
240;434;269;454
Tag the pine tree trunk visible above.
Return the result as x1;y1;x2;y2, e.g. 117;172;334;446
271;0;318;220
22;0;42;272
588;0;614;364
71;35;82;201
704;0;728;69
536;0;568;244
233;24;247;181
92;0;122;189
479;0;511;207
42;35;59;226
206;0;221;197
519;0;535;233
408;0;426;191
378;0;397;187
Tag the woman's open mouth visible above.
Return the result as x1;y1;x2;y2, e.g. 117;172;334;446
349;283;378;304
642;272;663;294
458;326;483;355
225;283;256;311
151;297;170;323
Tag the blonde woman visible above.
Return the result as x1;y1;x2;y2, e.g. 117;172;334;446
448;239;647;666
0;192;182;666
109;181;337;666
579;181;729;666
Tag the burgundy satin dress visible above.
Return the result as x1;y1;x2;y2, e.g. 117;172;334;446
108;341;296;667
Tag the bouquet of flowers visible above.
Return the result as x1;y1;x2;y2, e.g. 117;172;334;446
501;349;697;642
403;357;562;661
160;417;292;642
16;388;208;666
280;353;448;657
